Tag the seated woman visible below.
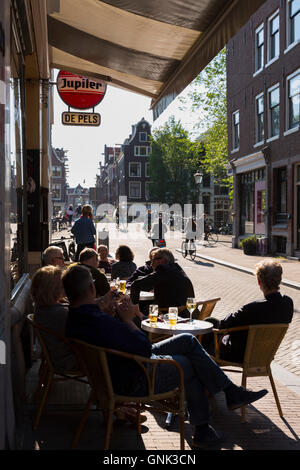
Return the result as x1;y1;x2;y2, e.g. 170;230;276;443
30;265;79;371
111;245;137;280
98;244;115;274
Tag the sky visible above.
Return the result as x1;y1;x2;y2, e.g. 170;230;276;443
51;69;199;188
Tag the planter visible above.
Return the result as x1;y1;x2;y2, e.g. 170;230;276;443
243;244;257;255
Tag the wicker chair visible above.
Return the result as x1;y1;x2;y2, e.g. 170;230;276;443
69;338;186;450
210;323;289;422
26;314;88;430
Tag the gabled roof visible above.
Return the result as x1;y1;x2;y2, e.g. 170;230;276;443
47;0;266;120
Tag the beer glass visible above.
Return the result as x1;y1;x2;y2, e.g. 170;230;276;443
168;307;178;328
119;280;126;294
149;304;158;325
186;297;196;323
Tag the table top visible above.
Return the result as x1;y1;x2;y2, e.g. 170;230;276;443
141;318;213;336
139;291;155;301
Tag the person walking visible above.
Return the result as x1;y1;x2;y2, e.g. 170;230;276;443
71;204;96;261
66;205;74;226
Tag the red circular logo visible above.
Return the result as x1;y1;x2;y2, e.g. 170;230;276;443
57;70;107;110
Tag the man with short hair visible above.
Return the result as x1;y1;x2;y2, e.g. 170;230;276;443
64;264;268;449
74;247;110;297
43;246;65;267
203;259;294;362
130;248;194;309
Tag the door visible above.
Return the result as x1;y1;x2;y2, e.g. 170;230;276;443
254;180;266;234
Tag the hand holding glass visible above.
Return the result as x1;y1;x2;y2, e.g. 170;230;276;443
186;297;196;323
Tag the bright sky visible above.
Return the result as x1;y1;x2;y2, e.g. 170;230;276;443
51;69;199;188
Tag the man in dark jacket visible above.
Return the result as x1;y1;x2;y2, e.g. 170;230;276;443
130;248;194;308
203;259;294;362
126;247;159;286
63;264;268;449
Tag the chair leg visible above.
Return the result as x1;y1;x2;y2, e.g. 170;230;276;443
33;372;53;430
34;362;48;401
268;369;283;417
72;394;93;448
179;412;185;450
104;410;114;450
241;373;247;423
136;403;141;434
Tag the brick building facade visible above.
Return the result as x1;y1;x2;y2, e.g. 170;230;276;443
50;147;69;216
227;0;300;257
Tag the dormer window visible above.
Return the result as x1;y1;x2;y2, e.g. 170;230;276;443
139;132;147;142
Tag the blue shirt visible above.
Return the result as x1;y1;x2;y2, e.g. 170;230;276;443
71;216;96;244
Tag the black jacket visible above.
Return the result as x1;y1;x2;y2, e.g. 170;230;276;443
130;262;195;308
215;292;293;362
126;260;153;285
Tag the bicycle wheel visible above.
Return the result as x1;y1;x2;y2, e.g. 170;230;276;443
208;231;218;245
189;242;196;261
181;241;188;258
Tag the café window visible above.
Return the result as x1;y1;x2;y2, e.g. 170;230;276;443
255;24;264;73
255;93;264;144
287;0;300;47
287;69;300;129
232;110;240;150
129;181;141;198
267;11;280;62
52;184;61;200
275;167;287;223
129;162;141;177
268;84;280;138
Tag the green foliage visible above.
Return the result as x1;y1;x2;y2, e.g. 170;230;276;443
180;48;232;191
240;235;257;254
149;117;202;205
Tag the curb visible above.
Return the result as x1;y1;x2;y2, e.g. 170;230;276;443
175;249;300;291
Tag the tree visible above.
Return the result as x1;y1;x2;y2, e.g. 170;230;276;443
180;48;232;188
149;116;202;206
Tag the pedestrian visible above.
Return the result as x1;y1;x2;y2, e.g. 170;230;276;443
66;205;74;226
71;204;96;261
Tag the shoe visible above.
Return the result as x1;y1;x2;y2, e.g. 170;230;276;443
115;407;147;425
226;385;268;411
192;425;223;449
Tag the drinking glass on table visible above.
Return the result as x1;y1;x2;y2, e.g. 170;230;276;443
168;307;178;328
119;279;126;294
149;304;159;325
110;280;118;291
186;297;196;324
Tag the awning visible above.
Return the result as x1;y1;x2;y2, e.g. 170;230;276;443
47;0;266;120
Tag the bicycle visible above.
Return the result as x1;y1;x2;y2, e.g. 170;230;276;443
204;226;219;245
181;239;197;261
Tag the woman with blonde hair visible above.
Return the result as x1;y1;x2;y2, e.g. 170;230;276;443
30;265;78;371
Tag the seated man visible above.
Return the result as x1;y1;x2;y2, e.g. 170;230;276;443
63;264;268;448
73;248;110;297
126;247;159;286
130;248;194;310
202;259;294;362
42;246;65;268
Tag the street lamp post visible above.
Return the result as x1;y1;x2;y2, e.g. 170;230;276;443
194;169;203;207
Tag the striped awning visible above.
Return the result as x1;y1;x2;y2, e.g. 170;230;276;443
47;0;266;119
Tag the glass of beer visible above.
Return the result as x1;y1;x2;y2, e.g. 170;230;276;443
186;297;196;323
168;307;178;328
149;304;158;325
119;279;126;294
110;280;117;292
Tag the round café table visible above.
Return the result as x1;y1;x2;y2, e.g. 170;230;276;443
139;291;154;302
141;318;213;426
141;318;213;336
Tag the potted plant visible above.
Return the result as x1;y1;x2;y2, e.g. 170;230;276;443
240;235;257;255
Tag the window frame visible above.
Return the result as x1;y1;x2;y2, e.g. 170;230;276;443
267;10;280;65
254;23;264;75
145;162;150;178
286;0;300;49
267;83;280;140
134;145;151;156
255;92;265;146
129;162;141;178
232;109;240;152
139;131;148;142
285;68;300;132
52;183;61;200
129;181;141;199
